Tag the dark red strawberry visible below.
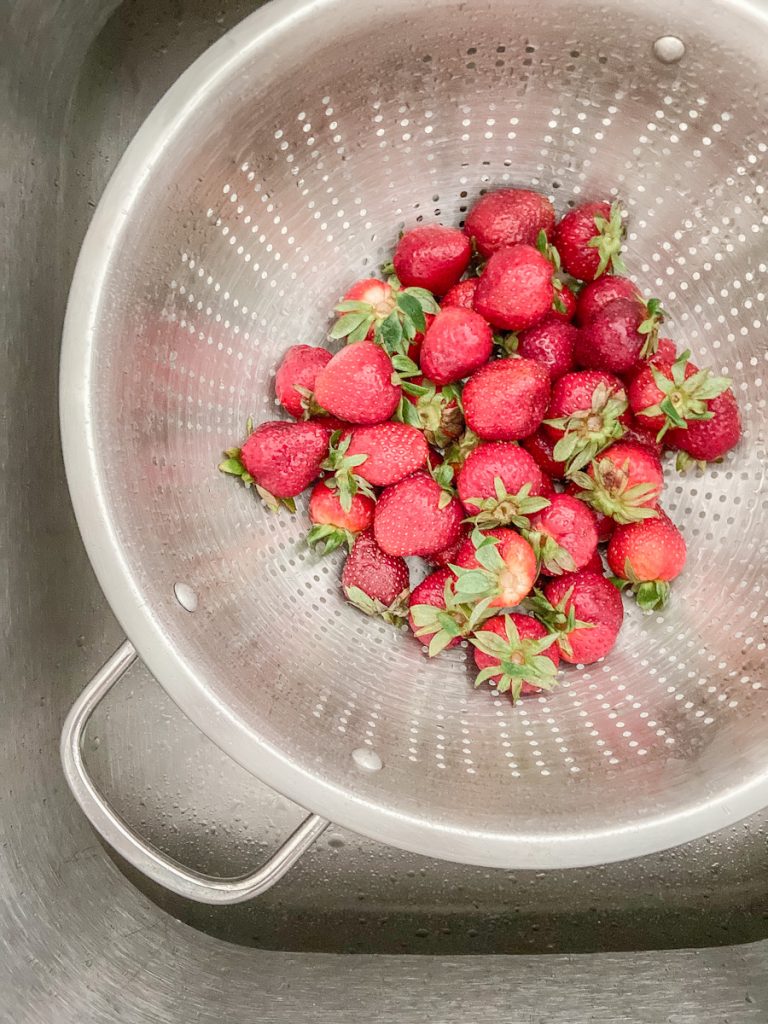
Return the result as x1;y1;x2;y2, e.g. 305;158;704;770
538;472;557;500
408;567;493;656
565;481;614;543
473;244;554;331
442;278;479;309
456;442;548;528
576;275;640;325
552;283;578;323
524;493;598;575
307;480;375;553
464;189;555;257
521;429;567;478
419;307;494;384
393;225;471;295
400;375;464;448
275;345;332;419
471;612;560;701
463;358;551;440
453;527;538;608
554;200;626;281
544;370;628;473
571;441;663;524
374;471;464;556
517;315;578;381
582;548;604;574
219;420;329;510
607;511;686;611
344;423;429;487
530;570;624;663
342;529;409;624
313;341;400;424
669;388;741;468
425;523;471;567
575;296;665;374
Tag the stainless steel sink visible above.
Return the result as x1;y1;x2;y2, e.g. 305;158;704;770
3;0;768;1018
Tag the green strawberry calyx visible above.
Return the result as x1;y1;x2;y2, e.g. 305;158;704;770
344;585;410;627
464;477;551;530
449;529;508;605
330;284;440;358
306;521;356;556
321;431;375;513
444;428;481;471
218;418;296;513
637;298;667;359
610;558;671;612
427;458;457;510
536;230;570;314
396;379;464;448
638;349;731;441
587;200;627;277
293;384;329;421
410;578;495;658
524;587;594;659
570;457;660;525
544;382;628;475
522;528;577;575
470;614;560;702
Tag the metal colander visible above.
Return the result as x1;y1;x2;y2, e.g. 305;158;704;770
60;0;768;893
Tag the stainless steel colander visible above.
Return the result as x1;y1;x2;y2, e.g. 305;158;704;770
59;0;768;901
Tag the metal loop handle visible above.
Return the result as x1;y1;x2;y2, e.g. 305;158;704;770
60;641;329;904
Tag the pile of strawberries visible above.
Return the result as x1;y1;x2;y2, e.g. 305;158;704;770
221;188;741;703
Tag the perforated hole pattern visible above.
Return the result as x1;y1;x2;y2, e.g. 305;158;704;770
74;0;768;855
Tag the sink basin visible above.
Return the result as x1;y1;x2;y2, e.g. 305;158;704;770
2;0;768;1017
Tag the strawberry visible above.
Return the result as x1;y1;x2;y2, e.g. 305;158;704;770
538;472;557;500
374;471;464;556
399;375;464;448
442;278;479;309
607;512;686;611
463;358;550;441
408;567;493;656
393;225;471;295
274;345;332;419
576;275;640;325
582;548;604;575
313;341;400;424
521;429;567;478
524;493;599;575
570;441;663;524
344;423;429;486
473;244;554;331
516;315;578;381
456;442;549;528
331;278;440;356
529;570;624;663
306;480;375;553
419;307;494;384
464;189;555;258
668;387;741;469
551;283;578;323
425;523;471;567
565;481;614;543
452;527;538;608
219;419;329;510
470;613;560;701
575;296;666;374
553;200;626;280
342;529;409;624
544;370;628;473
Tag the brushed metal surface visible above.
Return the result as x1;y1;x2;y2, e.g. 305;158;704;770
2;0;768;1019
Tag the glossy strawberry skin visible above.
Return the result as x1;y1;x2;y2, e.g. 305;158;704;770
587;441;664;509
275;345;332;418
464;189;555;258
544;370;626;441
543;570;624;664
463;358;551;441
313;341;400;425
517;315;578;381
342;529;409;606
454;527;538;607
552;284;578;323
528;494;599;572
308;481;374;533
374;471;464;557
627;358;692;435
576;276;640;325
521;430;567;478
457;443;545;515
473;613;560;696
473;244;554;331
554;201;612;281
408;567;462;650
607;513;687;583
667;389;742;461
574;297;649;375
346;423;428;487
419;307;494;385
240;421;330;498
393;225;472;295
441;278;479;309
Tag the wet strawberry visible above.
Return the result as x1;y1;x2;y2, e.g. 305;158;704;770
551;282;578;323
441;278;479;309
571;441;663;524
530;570;624;663
517;315;578;381
544;370;628;473
399;376;464;449
393;225;471;295
452;527;538;608
374;471;464;556
306;480;375;553
565;481;614;543
342;529;409;624
344;423;429;486
576;275;640;325
463;358;551;441
419;307;494;384
464;188;556;258
521;429;567;479
331;279;440;355
409;567;493;656
524;493;599;575
457;442;548;528
275;345;332;418
575;296;666;374
554;200;626;281
473;244;554;331
669;388;742;469
607;512;686;611
470;613;560;701
313;341;400;424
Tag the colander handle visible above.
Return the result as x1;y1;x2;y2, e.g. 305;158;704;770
60;641;330;904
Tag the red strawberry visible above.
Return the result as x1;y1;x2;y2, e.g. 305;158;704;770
425;523;471;567
408;567;492;656
565;481;614;543
531;570;624;663
342;529;409;624
471;612;560;701
453;527;538;608
457;442;548;528
668;388;741;468
334;278;395;341
464;189;555;257
517;315;578;381
393;225;471;295
344;423;429;486
274;345;332;418
331;279;440;353
473;244;554;331
374;471;464;556
571;441;663;524
552;283;578;322
463;358;551;441
619;413;664;457
554;200;625;281
544;370;628;473
419;307;494;384
313;341;400;424
576;275;640;325
401;375;464;448
524;493;599;575
442;278;479;309
538;472;557;500
306;480;375;553
521;429;567;478
607;512;686;611
582;548;604;574
219;420;329;510
575;296;665;374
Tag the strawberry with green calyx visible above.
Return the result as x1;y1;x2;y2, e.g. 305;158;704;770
607;512;687;611
330;278;440;357
527;570;622;664
408;568;495;657
669;385;741;470
320;431;376;513
393;225;472;295
374;471;464;557
629;349;732;442
570;441;663;525
464;188;556;257
397;375;464;448
575;296;666;374
444;428;481;472
470;613;561;701
341;529;410;625
523;493;599;576
456;442;549;528
521;429;567;479
535;229;574;320
313;340;401;425
554;200;626;281
544;371;628;474
306;481;375;554
464;478;551;530
274;345;332;419
451;527;538;608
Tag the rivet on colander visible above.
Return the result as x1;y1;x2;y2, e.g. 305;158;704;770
173;582;198;613
653;35;686;64
352;748;383;773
